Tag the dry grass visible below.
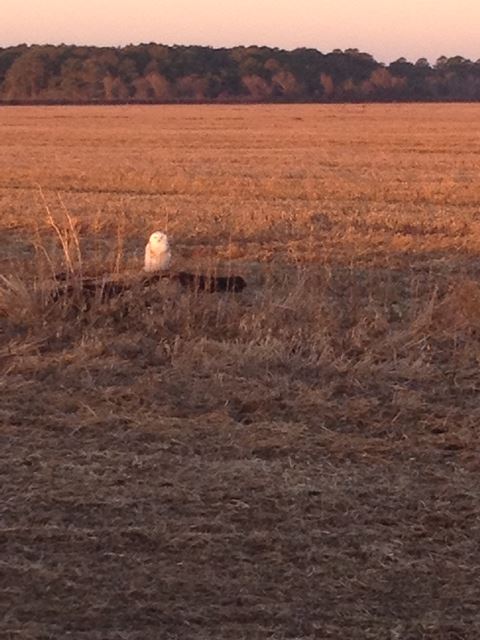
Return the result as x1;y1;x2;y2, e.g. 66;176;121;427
1;104;480;639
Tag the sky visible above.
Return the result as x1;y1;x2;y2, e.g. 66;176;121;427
1;0;479;64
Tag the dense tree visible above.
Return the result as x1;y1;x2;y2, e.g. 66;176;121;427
0;43;479;103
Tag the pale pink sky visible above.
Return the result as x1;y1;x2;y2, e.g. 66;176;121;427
1;0;479;63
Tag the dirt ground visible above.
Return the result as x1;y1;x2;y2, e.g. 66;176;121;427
1;104;480;639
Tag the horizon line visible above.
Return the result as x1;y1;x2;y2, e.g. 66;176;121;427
2;41;476;66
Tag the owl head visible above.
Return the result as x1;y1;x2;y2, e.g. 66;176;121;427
148;231;169;250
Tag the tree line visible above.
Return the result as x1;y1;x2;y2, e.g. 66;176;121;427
1;43;480;104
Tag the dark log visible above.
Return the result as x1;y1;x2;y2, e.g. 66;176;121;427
172;271;246;292
50;273;129;303
51;270;246;303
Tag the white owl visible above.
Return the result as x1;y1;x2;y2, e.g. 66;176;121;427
144;231;172;272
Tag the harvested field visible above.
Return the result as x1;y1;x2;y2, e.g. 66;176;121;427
1;103;480;639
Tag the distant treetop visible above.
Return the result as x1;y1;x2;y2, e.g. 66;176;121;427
1;43;479;103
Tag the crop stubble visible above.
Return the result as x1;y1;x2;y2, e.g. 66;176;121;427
1;104;480;638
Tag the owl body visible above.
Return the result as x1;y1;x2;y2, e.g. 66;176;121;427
144;231;172;272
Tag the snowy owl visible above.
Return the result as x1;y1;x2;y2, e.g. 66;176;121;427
144;231;172;272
